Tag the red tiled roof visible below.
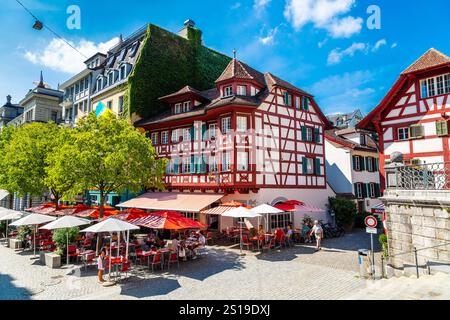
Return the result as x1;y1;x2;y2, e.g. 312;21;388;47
265;73;312;97
402;48;450;74
216;59;266;85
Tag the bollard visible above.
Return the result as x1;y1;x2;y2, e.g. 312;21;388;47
381;256;385;279
414;247;419;279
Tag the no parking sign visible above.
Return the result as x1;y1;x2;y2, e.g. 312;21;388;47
365;216;378;229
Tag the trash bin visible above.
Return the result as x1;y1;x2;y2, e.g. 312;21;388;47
358;249;370;278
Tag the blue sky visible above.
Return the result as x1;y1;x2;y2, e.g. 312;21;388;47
1;0;449;116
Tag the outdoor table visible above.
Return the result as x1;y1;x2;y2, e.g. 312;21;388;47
250;236;265;251
109;257;129;280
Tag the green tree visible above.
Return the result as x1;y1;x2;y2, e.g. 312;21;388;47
45;126;84;204
57;112;166;218
329;197;358;226
0;122;62;205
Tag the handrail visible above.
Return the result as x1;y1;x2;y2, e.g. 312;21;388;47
386;241;450;259
380;241;450;279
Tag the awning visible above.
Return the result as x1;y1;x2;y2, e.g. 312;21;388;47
371;203;385;214
117;192;225;213
0;190;9;201
274;201;325;213
202;206;239;215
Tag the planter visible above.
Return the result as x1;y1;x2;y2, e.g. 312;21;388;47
9;238;22;250
45;253;61;269
40;251;51;265
342;222;355;233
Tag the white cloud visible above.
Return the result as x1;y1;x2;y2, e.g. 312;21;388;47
327;42;367;65
24;37;119;74
254;0;272;10
258;27;279;45
328;16;363;38
284;0;362;38
372;39;387;51
391;42;398;49
327;39;392;65
318;39;328;48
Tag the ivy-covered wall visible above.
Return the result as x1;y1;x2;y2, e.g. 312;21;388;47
128;24;231;120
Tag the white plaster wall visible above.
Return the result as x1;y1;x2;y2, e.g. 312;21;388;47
325;140;353;194
413;138;443;153
384;141;410;155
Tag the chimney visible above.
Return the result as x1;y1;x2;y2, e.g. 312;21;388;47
178;19;202;44
6;95;12;104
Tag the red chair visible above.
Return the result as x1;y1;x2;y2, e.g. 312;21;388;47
167;252;179;270
242;235;254;251
67;245;79;263
81;252;96;270
150;253;163;272
120;262;131;278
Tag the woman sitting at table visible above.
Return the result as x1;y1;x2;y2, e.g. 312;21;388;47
258;225;265;237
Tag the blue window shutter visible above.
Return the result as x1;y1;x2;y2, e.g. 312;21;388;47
362;184;368;198
190;126;195;141
301;126;307;141
352;156;357;171
375;158;379;172
315;158;321;175
360;156;366;171
302;97;309;110
174;163;179;174
190;155;196;173
375;184;381;197
201;124;207;140
302;157;307;174
314;128;320;143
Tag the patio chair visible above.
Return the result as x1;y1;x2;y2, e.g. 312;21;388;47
242;235;254;251
150;253;163;272
262;238;276;253
67;245;80;263
206;232;214;245
81;252;96;270
167;252;179;270
119;261;131;279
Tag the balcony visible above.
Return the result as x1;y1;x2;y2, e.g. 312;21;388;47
386;162;450;191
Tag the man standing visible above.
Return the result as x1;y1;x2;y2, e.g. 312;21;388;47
310;221;324;252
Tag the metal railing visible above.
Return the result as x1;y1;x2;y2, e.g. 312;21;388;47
386;162;450;190
380;242;450;279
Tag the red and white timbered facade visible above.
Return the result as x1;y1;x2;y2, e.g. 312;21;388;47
359;48;450;188
137;59;334;207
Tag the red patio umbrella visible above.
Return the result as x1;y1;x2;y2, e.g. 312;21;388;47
129;211;206;230
104;208;150;222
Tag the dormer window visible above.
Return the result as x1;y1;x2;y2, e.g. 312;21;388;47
96;77;103;91
120;65;127;80
129;42;140;58
108;72;114;86
183;101;191;112
237;85;247;96
223;86;233;98
174;103;182;114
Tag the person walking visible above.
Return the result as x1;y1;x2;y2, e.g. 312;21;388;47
310;221;324;252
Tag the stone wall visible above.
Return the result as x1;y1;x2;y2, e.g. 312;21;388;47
383;189;450;270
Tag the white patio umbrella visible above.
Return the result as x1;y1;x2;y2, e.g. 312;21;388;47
0;209;23;245
222;207;261;255
251;204;284;233
40;216;91;266
10;214;56;257
81;218;139;284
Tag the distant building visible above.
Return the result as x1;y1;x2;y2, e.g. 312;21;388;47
327;109;363;129
0;95;24;129
325;128;382;214
8;72;63;127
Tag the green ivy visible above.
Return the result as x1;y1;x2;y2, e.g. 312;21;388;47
129;24;231;119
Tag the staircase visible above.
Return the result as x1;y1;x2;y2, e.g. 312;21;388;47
346;273;450;300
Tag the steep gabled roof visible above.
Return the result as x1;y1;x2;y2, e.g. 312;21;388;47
402;48;450;75
159;86;209;101
216;59;266;85
359;48;450;131
265;73;313;97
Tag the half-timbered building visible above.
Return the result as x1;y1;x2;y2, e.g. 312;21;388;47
358;48;450;189
136;58;335;216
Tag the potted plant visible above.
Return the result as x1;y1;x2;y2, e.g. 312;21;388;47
329;197;357;232
47;227;79;268
379;234;389;258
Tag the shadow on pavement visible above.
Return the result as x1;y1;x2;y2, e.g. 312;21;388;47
0;273;33;300
320;229;382;252
119;276;181;299
255;245;318;262
175;248;245;281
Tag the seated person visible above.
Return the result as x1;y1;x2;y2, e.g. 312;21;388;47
258;225;265;237
198;231;206;247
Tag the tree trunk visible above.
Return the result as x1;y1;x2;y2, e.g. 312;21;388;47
51;190;60;210
99;188;105;219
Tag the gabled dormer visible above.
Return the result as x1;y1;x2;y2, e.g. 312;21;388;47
215;59;266;98
159;86;211;115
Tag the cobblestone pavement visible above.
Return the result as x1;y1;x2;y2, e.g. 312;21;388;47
0;229;380;300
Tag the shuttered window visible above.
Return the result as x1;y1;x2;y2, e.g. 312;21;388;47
314;128;321;143
315;158;321;176
301;96;309;111
283;91;292;106
409;125;424;139
436;121;449;136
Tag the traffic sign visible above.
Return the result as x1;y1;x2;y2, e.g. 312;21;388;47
365;215;378;228
366;227;378;234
